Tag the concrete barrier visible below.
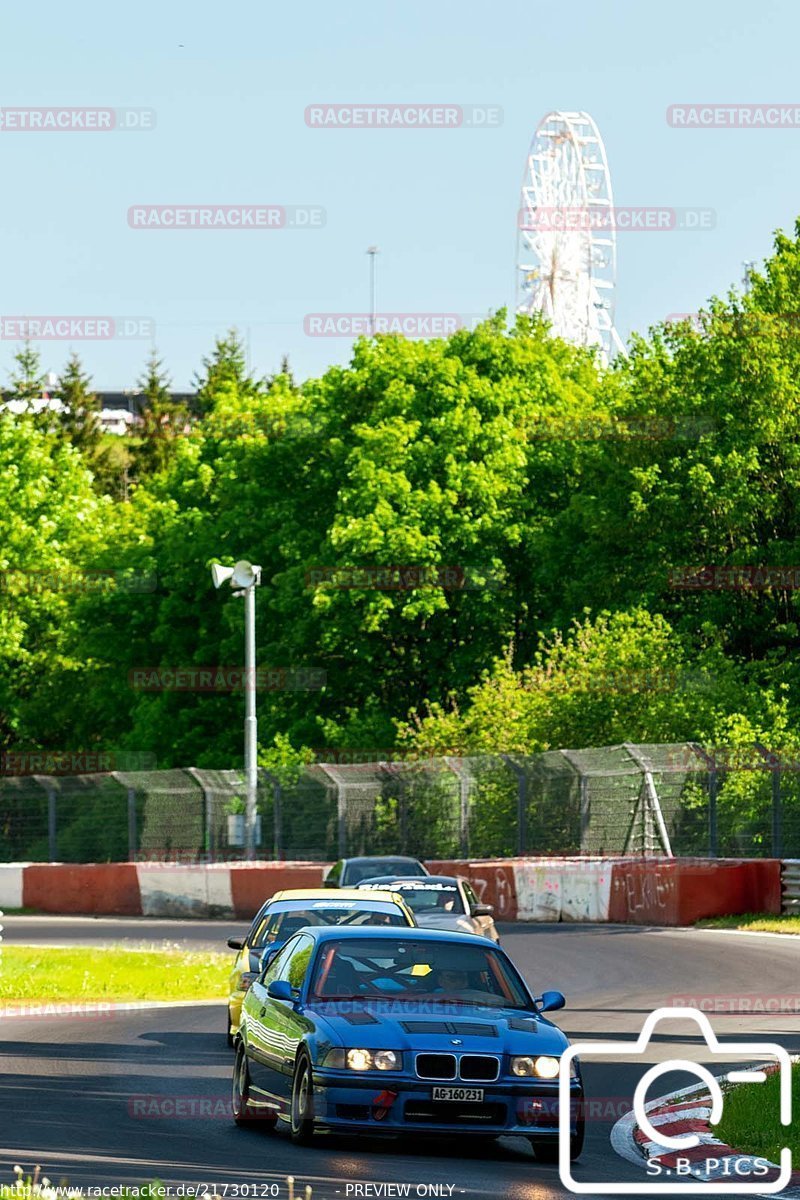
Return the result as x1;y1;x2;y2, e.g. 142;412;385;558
2;856;783;922
0;864;26;909
137;864;235;918
22;864;142;915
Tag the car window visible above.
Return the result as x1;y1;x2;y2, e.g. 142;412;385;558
248;906;274;946
310;938;530;1008
262;935;302;984
346;860;425;884
388;882;466;915
462;881;480;911
279;934;315;990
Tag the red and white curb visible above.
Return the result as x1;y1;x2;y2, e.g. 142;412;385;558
611;1064;800;1196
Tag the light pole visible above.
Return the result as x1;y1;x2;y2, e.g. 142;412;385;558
211;559;262;858
367;246;379;334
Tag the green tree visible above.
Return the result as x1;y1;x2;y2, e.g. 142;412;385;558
55;352;102;456
0;412;109;752
4;342;48;418
193;329;256;415
135;351;189;477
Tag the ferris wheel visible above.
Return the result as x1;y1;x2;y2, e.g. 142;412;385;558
516;111;625;360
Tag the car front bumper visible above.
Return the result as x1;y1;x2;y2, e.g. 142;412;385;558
310;1069;581;1137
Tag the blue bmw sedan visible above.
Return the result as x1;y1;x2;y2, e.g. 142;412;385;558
233;926;584;1162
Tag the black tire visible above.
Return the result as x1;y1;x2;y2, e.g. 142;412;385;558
290;1054;316;1145
232;1042;276;1129
571;1113;585;1160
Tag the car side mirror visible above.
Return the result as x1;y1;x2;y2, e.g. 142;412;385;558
227;936;245;950
471;903;494;917
537;989;566;1013
268;980;298;1003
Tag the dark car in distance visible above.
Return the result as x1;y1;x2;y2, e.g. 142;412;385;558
323;856;429;888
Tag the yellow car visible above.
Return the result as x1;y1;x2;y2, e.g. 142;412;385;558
225;888;416;1045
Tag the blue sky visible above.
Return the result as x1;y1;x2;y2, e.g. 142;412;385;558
0;0;797;388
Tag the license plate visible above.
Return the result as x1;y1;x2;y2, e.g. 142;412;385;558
431;1086;484;1102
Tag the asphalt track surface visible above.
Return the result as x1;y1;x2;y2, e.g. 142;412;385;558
2;917;799;1199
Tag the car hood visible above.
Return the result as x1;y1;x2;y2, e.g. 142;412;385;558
313;1000;568;1056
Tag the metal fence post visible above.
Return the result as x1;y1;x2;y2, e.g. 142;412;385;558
186;768;214;861
755;744;783;859
773;763;783;859
579;776;590;848
127;788;138;860
274;781;283;860
47;786;57;861
501;755;527;855
444;757;470;858
708;767;718;857
317;764;346;857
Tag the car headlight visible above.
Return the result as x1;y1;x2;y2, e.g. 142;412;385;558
511;1054;562;1079
345;1048;401;1071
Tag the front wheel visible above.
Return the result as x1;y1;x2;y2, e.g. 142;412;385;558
290;1055;316;1145
232;1043;276;1129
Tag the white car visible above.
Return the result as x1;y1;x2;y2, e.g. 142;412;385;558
356;874;499;942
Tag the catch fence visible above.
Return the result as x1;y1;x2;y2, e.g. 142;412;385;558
1;742;798;863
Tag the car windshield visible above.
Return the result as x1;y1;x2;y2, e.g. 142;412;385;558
309;937;530;1009
252;900;407;947
346;859;426;884
376;882;466;915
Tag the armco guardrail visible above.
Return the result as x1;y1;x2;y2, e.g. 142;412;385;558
781;859;800;913
0;856;782;923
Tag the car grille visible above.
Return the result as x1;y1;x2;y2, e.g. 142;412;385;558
404;1101;506;1125
459;1054;500;1082
336;1104;371;1121
415;1053;456;1080
415;1053;500;1081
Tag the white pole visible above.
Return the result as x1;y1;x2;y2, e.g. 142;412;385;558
367;246;379;335
244;583;258;859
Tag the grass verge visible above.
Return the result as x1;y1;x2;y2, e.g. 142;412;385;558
0;946;229;1002
697;912;800;935
715;1065;800;1163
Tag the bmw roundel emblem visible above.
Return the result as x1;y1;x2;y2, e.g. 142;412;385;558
451;1038;462;1045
